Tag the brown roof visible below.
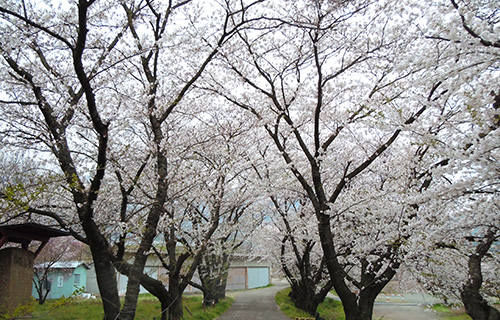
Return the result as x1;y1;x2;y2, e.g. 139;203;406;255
0;223;69;244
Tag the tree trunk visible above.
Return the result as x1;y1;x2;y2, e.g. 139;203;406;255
91;251;120;320
168;275;184;320
167;296;183;320
289;283;323;316
337;293;379;320
358;289;380;320
461;287;500;320
198;253;230;304
83;221;121;320
39;286;50;305
317;216;359;319
460;231;500;320
113;258;174;320
317;214;395;320
135;273;172;320
118;137;166;319
33;275;50;305
119;253;149;320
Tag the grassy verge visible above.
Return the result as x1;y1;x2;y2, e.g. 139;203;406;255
182;295;234;320
430;304;471;320
9;294;233;320
275;288;344;320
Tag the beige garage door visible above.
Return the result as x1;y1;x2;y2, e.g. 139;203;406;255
226;267;246;290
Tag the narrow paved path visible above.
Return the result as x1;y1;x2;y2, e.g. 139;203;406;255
218;281;444;320
326;292;443;320
373;304;441;320
216;281;291;320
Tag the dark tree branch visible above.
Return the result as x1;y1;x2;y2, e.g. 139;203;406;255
0;6;73;48
450;0;500;49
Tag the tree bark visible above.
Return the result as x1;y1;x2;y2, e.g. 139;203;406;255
461;287;500;320
460;230;500;320
92;255;121;320
167;273;184;320
198;252;230;304
119;253;149;320
280;232;333;317
358;288;381;320
83;220;121;320
317;214;396;320
288;282;329;316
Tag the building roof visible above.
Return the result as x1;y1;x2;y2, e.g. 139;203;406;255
35;261;89;270
0;223;70;244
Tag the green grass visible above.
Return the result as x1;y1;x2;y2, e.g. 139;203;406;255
431;304;471;320
9;294;233;320
275;288;345;320
182;295;234;320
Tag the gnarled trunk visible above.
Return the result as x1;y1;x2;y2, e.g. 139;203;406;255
461;287;500;320
198;252;230;305
167;273;184;320
282;245;333;317
288;282;329;316
318;215;397;320
460;230;500;320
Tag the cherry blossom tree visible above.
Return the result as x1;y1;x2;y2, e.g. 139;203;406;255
273;197;333;316
395;1;500;319
117;110;263;319
188;119;263;305
248;147;334;316
0;0;126;315
406;170;499;320
209;0;498;319
0;1;498;320
0;0;263;319
194;189;263;305
404;90;500;320
194;202;259;306
211;2;437;319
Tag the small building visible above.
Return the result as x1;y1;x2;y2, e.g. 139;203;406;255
0;223;69;313
32;261;89;300
226;255;272;290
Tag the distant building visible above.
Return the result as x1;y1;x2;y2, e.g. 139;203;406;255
32;261;89;300
85;255;271;295
226;255;272;290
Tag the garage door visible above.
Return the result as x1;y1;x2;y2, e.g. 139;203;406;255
227;267;246;290
247;267;269;289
